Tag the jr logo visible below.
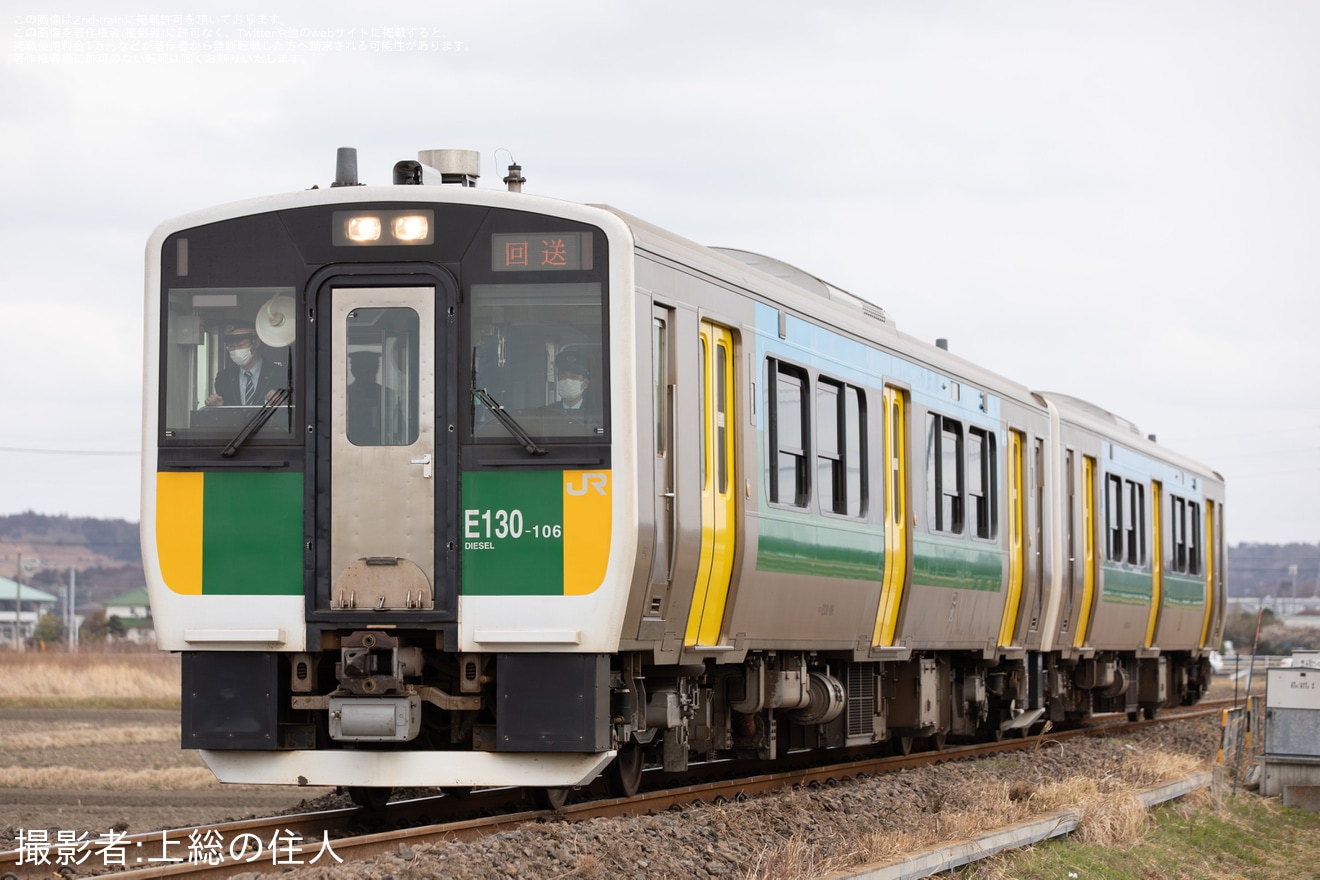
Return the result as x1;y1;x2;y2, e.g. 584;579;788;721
566;472;608;497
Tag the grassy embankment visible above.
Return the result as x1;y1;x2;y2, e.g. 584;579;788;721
954;787;1320;880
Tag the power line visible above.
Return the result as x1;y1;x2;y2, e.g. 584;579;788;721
0;446;139;457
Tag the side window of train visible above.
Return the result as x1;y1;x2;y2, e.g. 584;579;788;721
1188;501;1202;574
1169;495;1203;575
926;413;964;534
967;426;998;540
767;359;809;508
1105;473;1147;566
1126;481;1146;565
815;377;868;518
1105;474;1124;562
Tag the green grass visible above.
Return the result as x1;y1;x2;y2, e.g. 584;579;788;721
956;792;1320;880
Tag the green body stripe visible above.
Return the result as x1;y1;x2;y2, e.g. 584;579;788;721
1101;565;1153;606
1162;573;1205;608
912;534;1002;592
755;512;882;579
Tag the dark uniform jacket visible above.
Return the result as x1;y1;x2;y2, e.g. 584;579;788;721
212;354;288;406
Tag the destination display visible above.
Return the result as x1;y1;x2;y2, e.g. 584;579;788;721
491;231;592;272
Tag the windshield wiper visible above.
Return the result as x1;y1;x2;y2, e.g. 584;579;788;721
221;387;292;458
473;388;546;456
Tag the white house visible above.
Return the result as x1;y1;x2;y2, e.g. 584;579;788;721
0;576;58;645
103;587;156;644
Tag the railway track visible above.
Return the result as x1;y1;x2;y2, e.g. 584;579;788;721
0;698;1237;880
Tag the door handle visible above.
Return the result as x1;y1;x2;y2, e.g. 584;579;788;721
410;452;433;479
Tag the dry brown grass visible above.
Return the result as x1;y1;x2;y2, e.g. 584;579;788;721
0;766;222;790
740;748;1206;879
0;725;180;751
0;649;179;703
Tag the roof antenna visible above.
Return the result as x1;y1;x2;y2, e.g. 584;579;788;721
496;147;526;193
332;147;362;187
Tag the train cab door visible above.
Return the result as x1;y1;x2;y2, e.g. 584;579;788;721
872;385;909;649
645;305;677;622
684;321;737;647
315;283;453;618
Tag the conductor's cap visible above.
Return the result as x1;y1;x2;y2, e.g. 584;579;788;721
555;349;590;376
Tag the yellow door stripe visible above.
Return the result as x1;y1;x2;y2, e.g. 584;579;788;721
997;430;1025;647
872;386;908;647
1200;500;1215;647
1145;482;1163;647
1073;456;1097;648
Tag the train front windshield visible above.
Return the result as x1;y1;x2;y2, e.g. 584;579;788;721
154;205;610;450
161;287;298;444
469;282;605;441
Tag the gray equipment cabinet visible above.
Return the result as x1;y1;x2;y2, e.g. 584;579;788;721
1259;666;1320;802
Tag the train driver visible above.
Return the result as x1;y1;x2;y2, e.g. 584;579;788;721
205;324;286;407
536;349;600;433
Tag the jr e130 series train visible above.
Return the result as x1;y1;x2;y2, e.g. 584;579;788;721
142;147;1225;805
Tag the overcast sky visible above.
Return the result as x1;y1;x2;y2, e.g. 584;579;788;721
2;1;1316;545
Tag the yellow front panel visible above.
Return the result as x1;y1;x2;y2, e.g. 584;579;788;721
563;470;612;596
155;471;204;595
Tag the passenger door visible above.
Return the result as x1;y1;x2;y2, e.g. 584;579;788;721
684;321;737;646
872;385;909;648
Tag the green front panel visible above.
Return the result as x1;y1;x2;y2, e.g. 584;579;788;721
756;511;882;580
201;471;303;595
1101;565;1153;606
912;533;1002;591
462;470;564;596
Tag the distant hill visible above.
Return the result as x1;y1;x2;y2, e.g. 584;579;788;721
0;512;144;607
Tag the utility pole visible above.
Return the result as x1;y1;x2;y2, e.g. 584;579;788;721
68;567;78;651
10;554;16;650
13;553;39;650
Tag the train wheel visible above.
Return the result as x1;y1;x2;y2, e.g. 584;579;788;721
534;787;571;810
347;786;391;812
928;732;947;751
896;736;915;756
606;744;645;798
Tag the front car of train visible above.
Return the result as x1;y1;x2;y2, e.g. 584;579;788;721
141;150;638;794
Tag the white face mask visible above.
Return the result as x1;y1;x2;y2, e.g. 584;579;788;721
557;377;585;400
229;345;256;368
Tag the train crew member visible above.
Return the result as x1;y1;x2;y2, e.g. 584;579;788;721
538;349;599;432
346;350;400;444
205;324;286;407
